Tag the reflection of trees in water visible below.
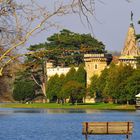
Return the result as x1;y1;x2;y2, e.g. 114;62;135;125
46;109;103;114
46;109;85;114
0;108;104;114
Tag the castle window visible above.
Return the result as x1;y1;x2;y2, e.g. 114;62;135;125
94;64;98;70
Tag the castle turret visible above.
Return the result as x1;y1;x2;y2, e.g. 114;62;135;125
84;53;112;103
119;13;140;68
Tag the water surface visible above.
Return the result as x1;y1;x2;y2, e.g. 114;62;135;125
0;108;140;140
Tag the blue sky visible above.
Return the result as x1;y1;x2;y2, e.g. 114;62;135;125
27;0;140;52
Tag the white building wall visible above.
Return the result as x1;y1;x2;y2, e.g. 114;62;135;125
47;67;78;80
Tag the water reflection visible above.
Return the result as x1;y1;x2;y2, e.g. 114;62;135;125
0;108;105;115
45;109;102;114
0;108;42;116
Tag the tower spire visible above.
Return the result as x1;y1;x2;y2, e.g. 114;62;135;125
130;11;134;26
131;11;133;22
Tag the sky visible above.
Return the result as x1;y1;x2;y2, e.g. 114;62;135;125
27;0;140;52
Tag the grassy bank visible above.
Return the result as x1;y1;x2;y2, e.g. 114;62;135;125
0;103;136;110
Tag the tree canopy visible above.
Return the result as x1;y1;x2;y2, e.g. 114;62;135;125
12;69;36;102
60;80;86;105
28;29;106;66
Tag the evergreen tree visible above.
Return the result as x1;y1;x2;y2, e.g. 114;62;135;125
89;75;99;97
28;29;106;66
46;74;61;101
65;67;77;82
98;68;109;98
13;70;37;102
75;64;86;86
13;80;35;102
103;63;117;101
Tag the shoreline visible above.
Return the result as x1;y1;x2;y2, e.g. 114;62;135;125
0;103;136;111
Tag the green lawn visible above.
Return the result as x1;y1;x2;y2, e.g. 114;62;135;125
0;102;136;110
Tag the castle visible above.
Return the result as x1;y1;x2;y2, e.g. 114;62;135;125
47;21;139;82
46;18;140;103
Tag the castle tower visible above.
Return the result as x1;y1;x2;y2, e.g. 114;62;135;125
119;12;140;68
84;53;112;103
84;54;112;86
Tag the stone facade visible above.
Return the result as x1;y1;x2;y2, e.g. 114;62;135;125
84;53;112;86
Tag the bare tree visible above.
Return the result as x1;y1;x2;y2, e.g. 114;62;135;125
0;0;95;75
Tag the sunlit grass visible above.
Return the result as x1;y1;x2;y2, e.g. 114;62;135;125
0;102;135;110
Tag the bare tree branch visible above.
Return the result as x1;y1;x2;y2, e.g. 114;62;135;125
0;0;96;75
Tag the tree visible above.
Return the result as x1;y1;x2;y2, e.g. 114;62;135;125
97;68;109;98
89;75;99;98
24;50;47;98
102;63;119;102
103;63;134;103
12;67;38;102
75;64;86;86
57;74;66;103
13;80;35;102
60;80;86;105
46;74;63;102
46;29;105;66
29;29;105;67
65;67;77;82
115;64;134;103
124;69;140;104
88;63;135;103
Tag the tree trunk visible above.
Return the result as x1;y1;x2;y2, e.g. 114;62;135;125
42;82;46;97
41;60;47;103
41;82;47;103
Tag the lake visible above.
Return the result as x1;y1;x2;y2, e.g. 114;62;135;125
0;108;140;140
